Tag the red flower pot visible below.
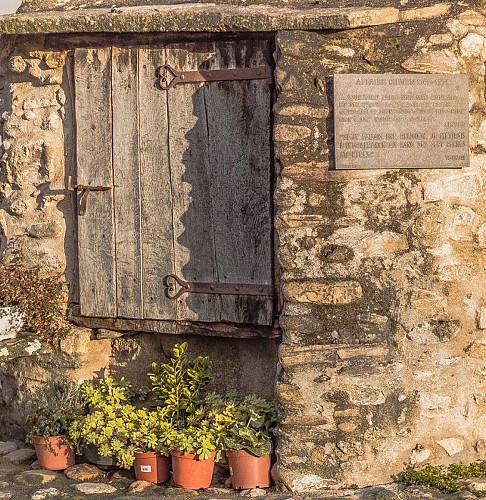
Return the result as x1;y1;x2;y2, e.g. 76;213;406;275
226;450;271;489
134;451;170;484
170;450;216;489
32;435;75;471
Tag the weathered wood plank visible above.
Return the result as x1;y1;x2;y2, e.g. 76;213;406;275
70;314;280;339
139;48;176;320
202;40;274;325
74;48;116;318
112;47;142;318
166;42;220;323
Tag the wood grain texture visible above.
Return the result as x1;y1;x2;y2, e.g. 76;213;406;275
74;41;274;327
74;47;116;318
112;47;143;318
71;315;279;339
139;48;176;320
166;40;273;325
166;42;220;323
202;40;273;325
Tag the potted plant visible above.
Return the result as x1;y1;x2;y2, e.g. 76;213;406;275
70;375;171;482
69;375;141;469
129;407;171;484
27;382;83;470
219;394;277;489
149;342;221;489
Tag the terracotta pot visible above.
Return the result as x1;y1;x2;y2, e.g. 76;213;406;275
134;451;170;484
226;450;271;489
170;450;216;489
32;435;75;471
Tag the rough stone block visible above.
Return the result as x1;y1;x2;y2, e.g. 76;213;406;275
477;308;486;329
0;448;36;465
27;221;62;239
64;464;103;481
361;231;409;257
478;224;486;247
336;346;388;360
14;470;58;486
437;437;465;456
399;3;451;21
9;56;26;73
281;415;329;426
279;344;335;367
410;447;431;464
274;124;312;142
275;103;328;118
459;33;486;58
467;340;486;359
128;480;157;494
0;441;19;456
429;33;454;46
71;483;118;494
447;19;469;38
284;280;362;305
347;387;385;406
457;9;486;26
401;51;460;74
418;392;451;411
423;173;483;202
276;382;301;404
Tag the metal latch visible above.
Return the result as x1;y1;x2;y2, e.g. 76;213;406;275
163;274;273;300
67;176;112;216
158;65;273;90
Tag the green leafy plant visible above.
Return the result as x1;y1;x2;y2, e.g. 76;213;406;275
71;404;171;469
148;342;211;427
69;376;162;469
217;394;277;457
26;382;84;447
398;462;486;494
0;265;70;341
148;343;227;460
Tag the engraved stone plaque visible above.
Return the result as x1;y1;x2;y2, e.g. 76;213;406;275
334;74;469;169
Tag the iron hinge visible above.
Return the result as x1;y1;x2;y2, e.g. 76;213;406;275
163;274;273;299
158;65;273;90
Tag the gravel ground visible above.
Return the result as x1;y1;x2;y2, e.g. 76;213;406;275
0;444;484;500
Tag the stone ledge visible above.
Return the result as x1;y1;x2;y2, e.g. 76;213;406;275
0;332;50;362
0;4;401;34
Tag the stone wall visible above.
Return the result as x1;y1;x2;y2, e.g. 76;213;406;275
273;2;486;491
0;0;485;490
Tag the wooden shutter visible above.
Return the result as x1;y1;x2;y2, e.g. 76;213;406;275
74;40;273;327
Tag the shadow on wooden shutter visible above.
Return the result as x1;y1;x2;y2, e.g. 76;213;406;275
166;41;273;326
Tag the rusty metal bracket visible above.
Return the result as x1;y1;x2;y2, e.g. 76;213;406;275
67;176;112;216
163;274;273;300
157;64;273;90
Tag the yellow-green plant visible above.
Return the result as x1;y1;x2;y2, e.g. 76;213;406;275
398;462;486;494
71;405;170;468
69;376;166;468
148;342;211;427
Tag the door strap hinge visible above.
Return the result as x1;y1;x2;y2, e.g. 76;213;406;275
67;176;112;216
158;65;273;90
163;274;273;300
